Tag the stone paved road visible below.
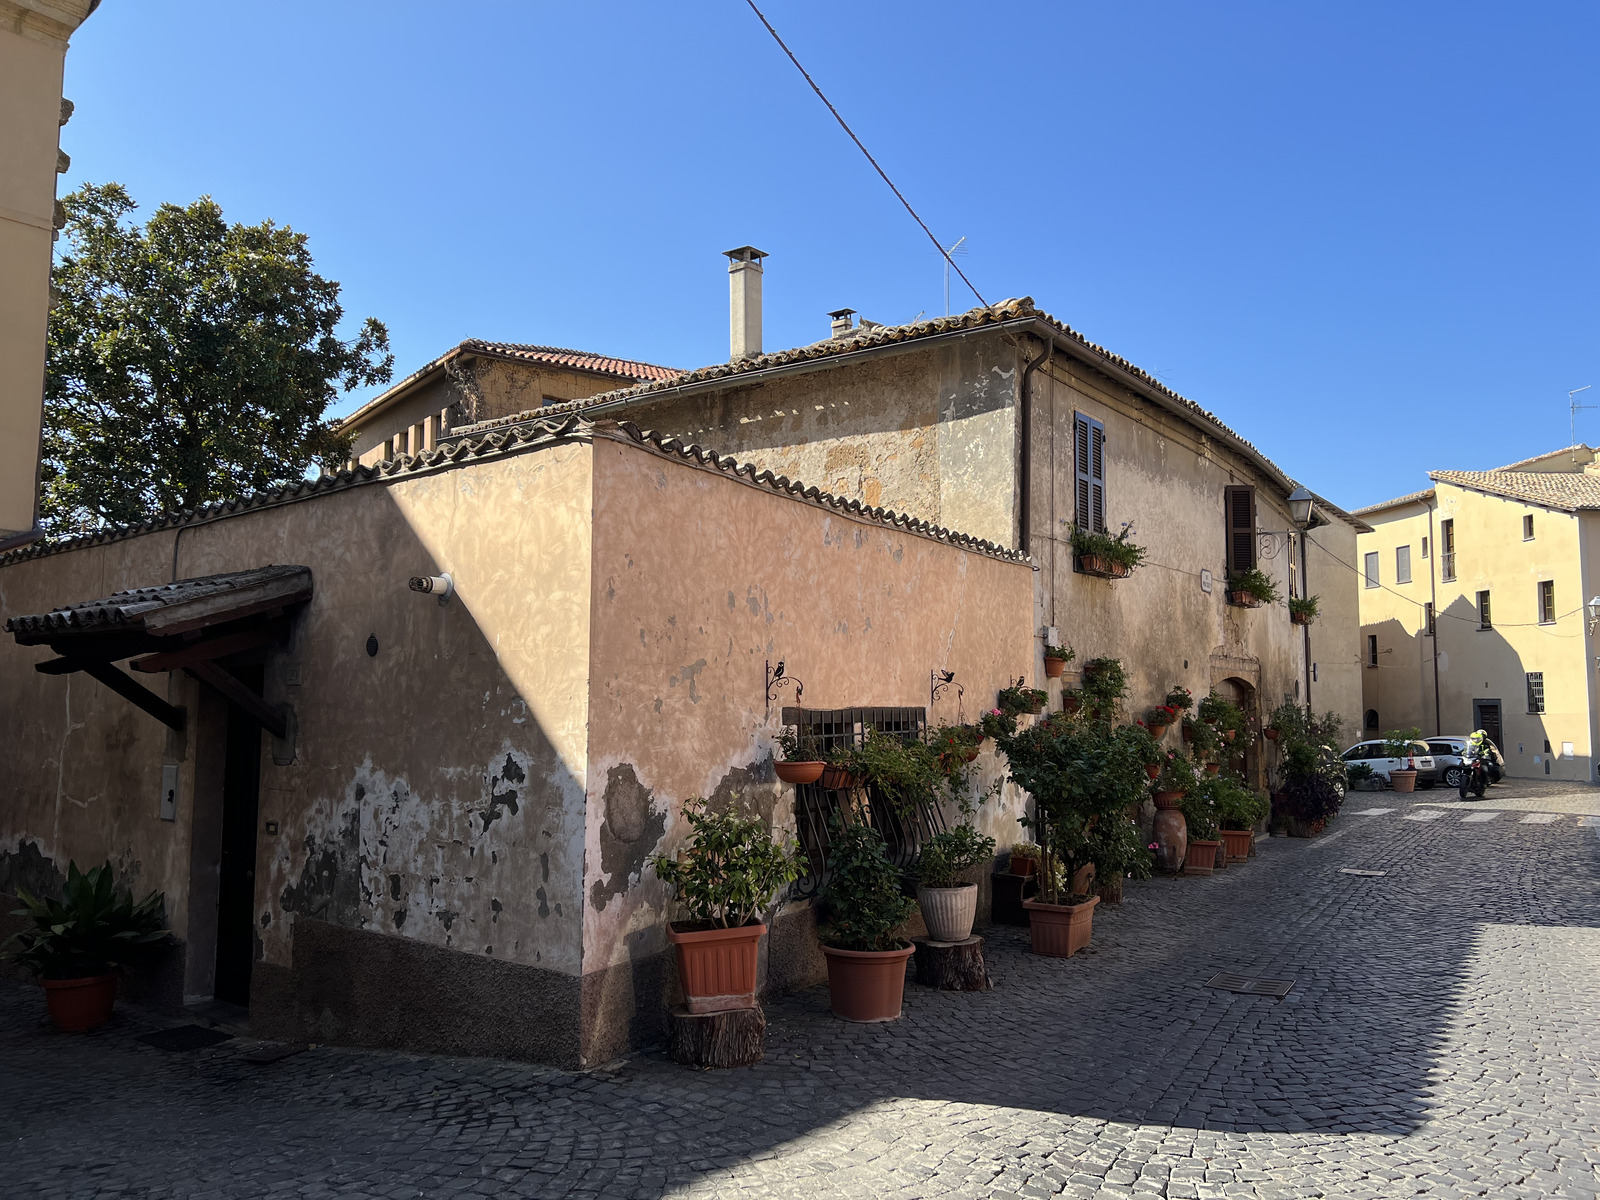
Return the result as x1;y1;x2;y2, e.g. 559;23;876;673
5;779;1600;1199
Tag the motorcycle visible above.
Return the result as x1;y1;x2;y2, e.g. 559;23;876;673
1458;756;1490;799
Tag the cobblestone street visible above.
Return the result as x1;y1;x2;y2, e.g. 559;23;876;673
5;780;1600;1200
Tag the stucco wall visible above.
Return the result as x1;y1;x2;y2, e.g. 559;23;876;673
1354;499;1438;738
579;433;1035;1058
1305;515;1365;745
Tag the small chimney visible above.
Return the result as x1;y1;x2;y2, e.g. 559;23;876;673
724;246;767;361
827;308;856;339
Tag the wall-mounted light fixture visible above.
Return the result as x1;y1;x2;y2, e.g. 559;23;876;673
408;573;454;606
766;659;803;713
1587;596;1600;633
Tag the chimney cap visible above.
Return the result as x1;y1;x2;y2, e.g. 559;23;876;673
826;308;856;319
723;246;768;264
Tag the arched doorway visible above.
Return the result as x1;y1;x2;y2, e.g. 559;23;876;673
1213;676;1261;793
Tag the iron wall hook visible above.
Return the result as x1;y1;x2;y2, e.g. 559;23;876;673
766;659;804;713
931;668;962;709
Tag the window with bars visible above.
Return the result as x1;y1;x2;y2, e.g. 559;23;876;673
1224;485;1256;575
1527;672;1545;714
781;706;942;897
1478;590;1492;629
1539;580;1555;624
1074;413;1106;534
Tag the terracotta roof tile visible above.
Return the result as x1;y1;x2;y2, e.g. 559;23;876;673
1350;488;1436;517
1429;470;1600;512
5;565;311;640
462;341;682;382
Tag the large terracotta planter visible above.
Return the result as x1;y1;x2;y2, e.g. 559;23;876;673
1184;838;1221;875
821;943;914;1021
42;973;119;1032
820;766;863;790
917;884;978;943
1044;656;1068;678
1023;895;1099;957
775;760;824;784
1220;828;1254;862
1152;807;1187;873
666;922;764;1013
1390;769;1418;793
1152;790;1185;809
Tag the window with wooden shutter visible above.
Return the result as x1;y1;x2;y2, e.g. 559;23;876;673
1074;413;1106;533
1224;485;1256;575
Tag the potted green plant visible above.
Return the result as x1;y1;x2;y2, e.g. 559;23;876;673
1164;685;1194;714
1180;778;1223;875
820;741;864;791
1209;773;1269;861
1060;687;1084;715
1143;705;1178;740
849;727;943;815
1069;522;1147;579
1346;761;1378;791
3;861;168;1032
1381;727;1424;793
1289;595;1320;626
998;679;1049;716
651;797;801;1014
979;708;1016;740
1268;702;1347;836
914;824;997;942
1150;750;1196;873
998;719;1148;956
775;726;826;785
1122;721;1164;781
818;817;917;1021
1183;714;1223;766
1078;657;1128;723
1085;810;1154;904
1198;692;1244;742
928;723;984;774
1043;643;1075;679
1226;567;1280;608
1007;839;1042;877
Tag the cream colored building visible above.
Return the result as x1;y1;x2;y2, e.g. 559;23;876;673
1353;446;1600;781
0;0;97;546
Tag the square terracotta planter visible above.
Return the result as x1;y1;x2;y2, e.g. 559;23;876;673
1022;895;1098;957
666;922;764;1013
1184;839;1221;875
1220;828;1253;862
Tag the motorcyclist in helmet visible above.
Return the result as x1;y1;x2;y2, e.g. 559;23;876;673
1458;730;1501;798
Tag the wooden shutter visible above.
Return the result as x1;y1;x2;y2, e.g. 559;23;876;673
1224;485;1256;573
1075;413;1106;533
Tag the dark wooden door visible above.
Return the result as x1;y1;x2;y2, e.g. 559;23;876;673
1473;700;1504;753
213;664;264;1007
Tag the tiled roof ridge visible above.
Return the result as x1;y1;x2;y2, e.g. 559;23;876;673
451;297;1290;490
600;421;1029;564
1;414;1028;570
462;340;683;381
1493;445;1596;472
1428;469;1600;512
1349;488;1437;517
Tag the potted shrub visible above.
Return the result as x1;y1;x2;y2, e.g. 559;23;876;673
1086;810;1154;904
1382;727;1424;793
1210;773;1269;861
1289;595;1320;627
1149;751;1195;873
929;723;983;773
1226;567;1280;608
820;742;865;791
998;719;1148;957
1007;839;1042;877
3;861;168;1032
818;817;916;1021
1346;761;1378;791
998;680;1049;716
1061;688;1084;715
774;726;826;785
1124;721;1163;780
1078;657;1128;722
1043;643;1075;679
1183;715;1222;766
1180;782;1222;876
1069;522;1147;579
1267;702;1348;836
651;797;801;1014
1198;692;1244;743
979;708;1016;740
914;824;997;942
1164;685;1194;714
1143;705;1177;740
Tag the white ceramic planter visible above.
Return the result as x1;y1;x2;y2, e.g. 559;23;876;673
917;883;978;943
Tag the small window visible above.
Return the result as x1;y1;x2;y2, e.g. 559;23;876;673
1424;601;1435;636
1421;536;1429;559
1527;672;1545;714
1363;709;1379;731
1367;634;1379;666
1075;413;1107;533
1363;551;1380;589
1478;590;1492;629
1441;519;1456;581
1523;514;1535;540
1396;545;1412;584
1224;485;1256;574
1538;580;1555;624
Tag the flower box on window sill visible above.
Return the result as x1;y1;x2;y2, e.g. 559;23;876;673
1225;590;1264;609
1077;554;1132;580
1290;610;1314;627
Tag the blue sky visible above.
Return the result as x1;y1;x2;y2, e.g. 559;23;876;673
59;1;1596;510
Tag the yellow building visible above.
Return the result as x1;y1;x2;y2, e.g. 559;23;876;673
1353;446;1600;781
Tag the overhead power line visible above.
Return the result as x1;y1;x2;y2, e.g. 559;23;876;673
742;0;990;312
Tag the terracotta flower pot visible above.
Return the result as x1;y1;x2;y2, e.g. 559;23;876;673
820;766;863;790
775;760;824;784
1220;828;1254;862
1044;656;1067;678
1152;808;1187;873
1009;854;1038;878
1152;789;1185;809
1023;895;1099;957
1184;838;1221;875
1204;762;1221;775
666;922;765;1013
41;973;119;1033
1224;729;1237;742
1078;554;1132;579
1291;611;1313;626
1097;877;1124;905
917;884;978;943
1144;763;1161;780
1227;591;1264;608
1264;728;1280;741
1148;724;1169;740
1062;695;1082;715
822;943;915;1021
1390;769;1418;794
1027;696;1046;714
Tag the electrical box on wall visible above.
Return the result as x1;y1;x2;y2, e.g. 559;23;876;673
159;764;179;821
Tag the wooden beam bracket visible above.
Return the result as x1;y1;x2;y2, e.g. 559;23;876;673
187;659;288;738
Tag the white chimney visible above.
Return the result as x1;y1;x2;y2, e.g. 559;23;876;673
724;246;766;361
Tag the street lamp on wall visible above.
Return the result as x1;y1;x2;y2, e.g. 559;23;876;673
1287;487;1315;531
1587;597;1600;633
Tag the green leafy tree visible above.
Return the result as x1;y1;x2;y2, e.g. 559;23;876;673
42;183;393;533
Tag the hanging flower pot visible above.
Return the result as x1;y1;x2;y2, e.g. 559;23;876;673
775;760;824;784
1044;657;1067;678
1264;727;1280;742
1076;554;1132;579
821;765;864;790
1204;762;1221;775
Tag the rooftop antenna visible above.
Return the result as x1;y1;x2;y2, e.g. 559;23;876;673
943;236;967;317
1570;385;1594;465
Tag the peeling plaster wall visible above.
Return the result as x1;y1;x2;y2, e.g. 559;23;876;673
581;436;1035;1007
0;442;595;1018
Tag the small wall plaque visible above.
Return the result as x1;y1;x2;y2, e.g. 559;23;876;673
159;764;179;821
1200;568;1213;594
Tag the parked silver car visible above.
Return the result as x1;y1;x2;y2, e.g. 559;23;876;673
1340;739;1439;788
1426;736;1504;790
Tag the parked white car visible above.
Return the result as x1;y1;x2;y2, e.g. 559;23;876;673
1426;736;1504;790
1340;740;1439;788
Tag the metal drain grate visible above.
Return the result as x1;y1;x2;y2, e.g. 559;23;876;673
1205;972;1296;998
1339;868;1388;877
136;1024;234;1052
